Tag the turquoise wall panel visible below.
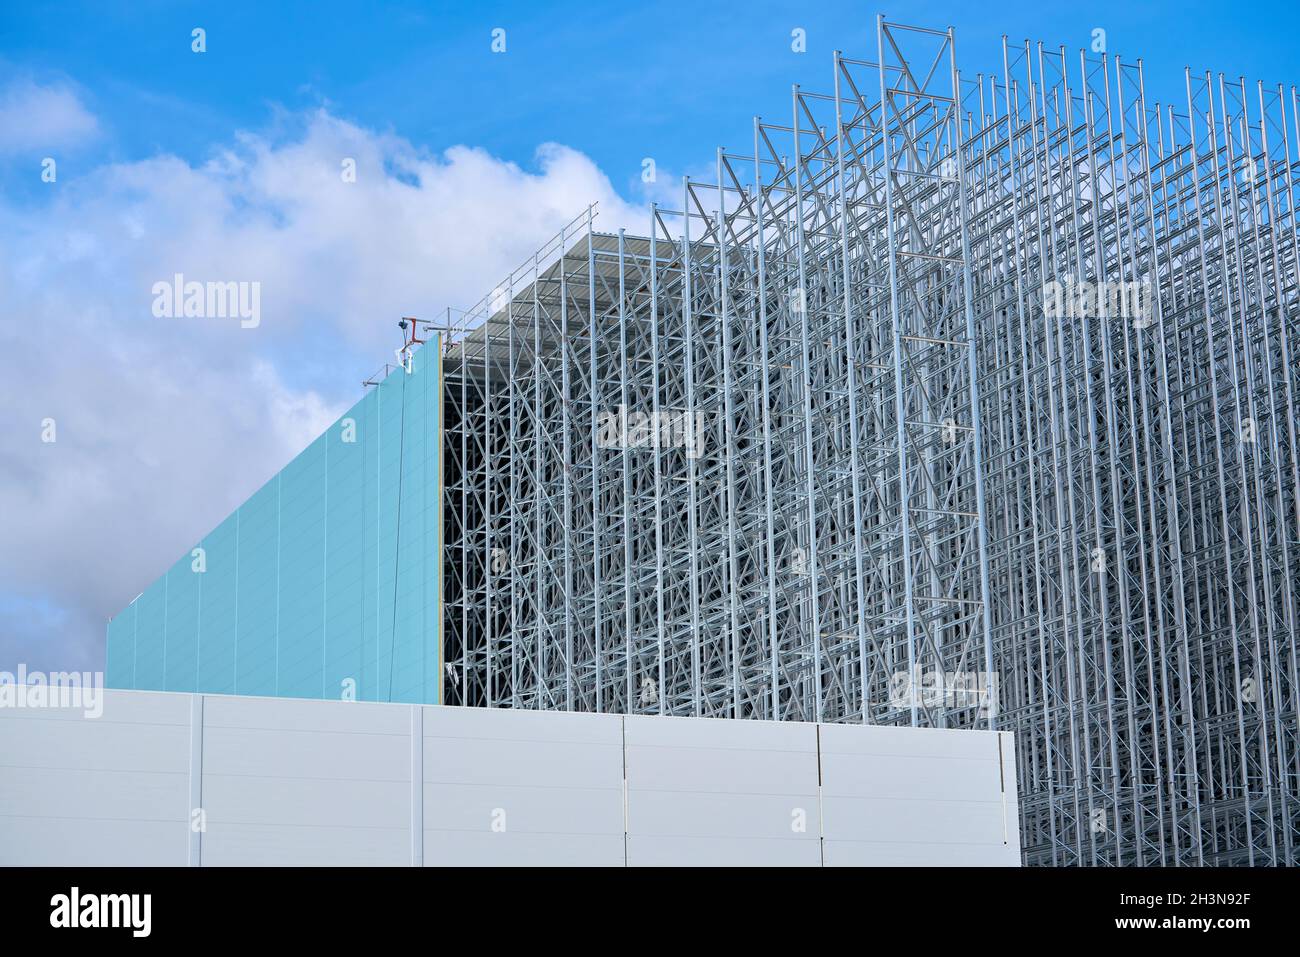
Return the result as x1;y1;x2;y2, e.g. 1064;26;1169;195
105;339;442;704
104;601;135;689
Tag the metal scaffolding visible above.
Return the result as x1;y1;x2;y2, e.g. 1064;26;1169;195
436;17;1300;865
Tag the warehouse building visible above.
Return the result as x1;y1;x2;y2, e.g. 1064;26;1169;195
107;17;1300;866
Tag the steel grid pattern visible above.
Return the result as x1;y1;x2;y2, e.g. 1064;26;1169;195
437;18;1300;865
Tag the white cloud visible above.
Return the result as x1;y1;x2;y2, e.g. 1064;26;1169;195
0;80;99;154
0;106;656;673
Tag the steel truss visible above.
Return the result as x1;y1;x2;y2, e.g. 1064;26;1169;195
437;17;1300;865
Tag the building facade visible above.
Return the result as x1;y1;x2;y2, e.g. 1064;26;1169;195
107;339;442;705
108;18;1300;867
436;22;1300;866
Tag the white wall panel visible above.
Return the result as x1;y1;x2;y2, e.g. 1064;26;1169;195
999;731;1020;856
818;723;1018;866
425;830;625;867
627;834;823;867
2;819;186;867
624;715;821;866
199;695;411;867
0;688;1020;866
422;707;624;866
200;822;410;867
0;690;190;866
203;694;409;735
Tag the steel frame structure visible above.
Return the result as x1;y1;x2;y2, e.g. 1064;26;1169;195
434;18;1300;865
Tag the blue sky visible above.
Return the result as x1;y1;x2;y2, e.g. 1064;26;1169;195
0;0;1296;676
5;0;1299;200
